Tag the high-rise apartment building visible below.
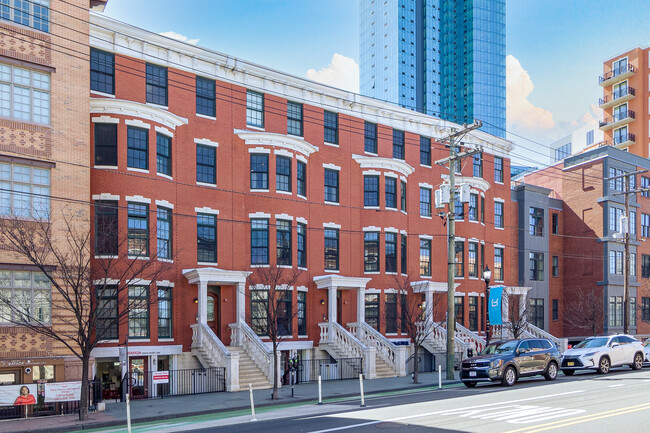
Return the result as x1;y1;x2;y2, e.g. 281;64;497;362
359;0;506;138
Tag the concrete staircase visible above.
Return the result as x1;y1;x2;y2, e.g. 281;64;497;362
227;346;272;390
375;357;395;378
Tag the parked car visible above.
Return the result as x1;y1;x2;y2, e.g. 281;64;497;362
460;338;561;387
643;339;650;365
561;334;644;375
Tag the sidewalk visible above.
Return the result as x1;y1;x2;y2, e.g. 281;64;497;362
0;371;460;433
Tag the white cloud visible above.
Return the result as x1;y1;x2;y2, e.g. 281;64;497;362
506;55;555;132
159;31;200;45
306;53;359;93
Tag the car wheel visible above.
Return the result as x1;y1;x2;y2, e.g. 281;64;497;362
501;366;517;386
632;353;643;370
597;356;610;374
463;381;477;388
544;362;558;381
562;369;575;376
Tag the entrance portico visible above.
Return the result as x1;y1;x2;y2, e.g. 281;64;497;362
313;275;372;337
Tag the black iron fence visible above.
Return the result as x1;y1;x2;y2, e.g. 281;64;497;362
122;367;226;400
289;358;363;384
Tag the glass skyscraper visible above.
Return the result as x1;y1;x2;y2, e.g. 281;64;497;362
360;0;505;138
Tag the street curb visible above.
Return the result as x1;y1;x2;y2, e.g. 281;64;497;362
11;380;462;433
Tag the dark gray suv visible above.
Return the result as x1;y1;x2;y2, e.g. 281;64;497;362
461;338;561;387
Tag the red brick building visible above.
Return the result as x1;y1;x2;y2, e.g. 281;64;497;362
88;13;516;392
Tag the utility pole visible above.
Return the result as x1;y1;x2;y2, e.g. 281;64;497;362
435;121;482;380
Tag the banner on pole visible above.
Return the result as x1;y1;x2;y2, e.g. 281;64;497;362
489;286;503;325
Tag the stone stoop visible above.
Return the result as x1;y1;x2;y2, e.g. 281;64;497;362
227;346;272;391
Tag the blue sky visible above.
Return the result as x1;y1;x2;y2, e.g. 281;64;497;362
102;1;650;165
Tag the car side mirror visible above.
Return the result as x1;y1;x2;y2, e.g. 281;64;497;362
517;348;527;355
610;342;619;348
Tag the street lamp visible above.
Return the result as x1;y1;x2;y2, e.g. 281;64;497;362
483;265;491;346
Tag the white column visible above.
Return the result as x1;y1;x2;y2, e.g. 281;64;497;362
425;289;434;321
236;282;246;325
519;293;527;323
328;286;337;323
357;288;366;339
198;281;208;324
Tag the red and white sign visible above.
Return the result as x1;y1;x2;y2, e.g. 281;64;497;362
44;382;81;403
152;371;169;385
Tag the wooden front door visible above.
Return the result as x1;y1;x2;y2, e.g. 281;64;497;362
207;293;220;338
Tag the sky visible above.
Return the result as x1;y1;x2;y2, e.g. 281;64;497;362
101;0;650;167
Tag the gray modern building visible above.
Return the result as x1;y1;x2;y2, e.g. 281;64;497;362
359;0;506;138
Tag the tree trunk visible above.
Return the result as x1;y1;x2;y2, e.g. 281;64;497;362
412;345;419;384
272;343;279;400
78;353;90;421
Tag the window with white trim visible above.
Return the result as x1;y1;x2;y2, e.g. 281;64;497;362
0;62;50;123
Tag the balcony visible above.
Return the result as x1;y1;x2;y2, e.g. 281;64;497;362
599;110;635;131
599;64;636;87
599;87;635;109
598;133;636;150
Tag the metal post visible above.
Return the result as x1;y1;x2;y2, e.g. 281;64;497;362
126;394;132;433
624;174;630;334
318;375;322;405
485;280;491;346
359;374;365;407
249;383;257;422
438;365;442;390
446;135;456;381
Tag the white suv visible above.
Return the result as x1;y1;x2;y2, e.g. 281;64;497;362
561;335;644;375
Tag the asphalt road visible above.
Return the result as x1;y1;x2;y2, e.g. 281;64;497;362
86;368;650;433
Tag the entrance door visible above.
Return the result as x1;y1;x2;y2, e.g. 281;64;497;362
129;357;148;399
207;293;220;338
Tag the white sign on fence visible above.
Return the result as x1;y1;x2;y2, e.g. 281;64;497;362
44;381;82;403
0;384;37;406
152;371;169;385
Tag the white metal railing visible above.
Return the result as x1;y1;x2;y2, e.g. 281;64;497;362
348;322;402;373
453;321;486;354
319;322;367;359
229;322;273;382
190;322;229;367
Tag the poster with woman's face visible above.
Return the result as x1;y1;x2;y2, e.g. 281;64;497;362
0;384;37;406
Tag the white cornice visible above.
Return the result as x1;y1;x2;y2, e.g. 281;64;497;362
89;13;512;155
90;98;188;130
313;275;372;289
351;155;415;177
441;175;491;192
234;129;319;157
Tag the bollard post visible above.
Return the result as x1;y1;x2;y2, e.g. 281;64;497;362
249;383;257;422
438;365;442;390
126;394;132;433
318;375;322;405
359;373;365;407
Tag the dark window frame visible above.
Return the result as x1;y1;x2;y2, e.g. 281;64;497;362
157;286;173;339
157;133;172;176
385;177;397;209
276;155;292;192
420;239;431;277
251;219;269;265
420;136;431;166
156;207;172;260
196;76;216;117
197;213;217;263
364;232;380;272
324;228;339;270
393;129;405;160
276;219;292;266
94;123;117;167
196;144;216;184
145;63;168;106
364;175;380;207
324;111;338;144
250;154;269;190
324;169;339;203
297;223;306;268
95;200;118;256
128;285;150;339
287;101;303;136
90;48;114;94
364;121;377;153
127;203;149;257
297;160;306;197
494;156;504;183
127;126;149;170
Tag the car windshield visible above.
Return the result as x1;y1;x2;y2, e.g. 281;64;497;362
573;337;609;349
644;340;650;347
481;341;518;355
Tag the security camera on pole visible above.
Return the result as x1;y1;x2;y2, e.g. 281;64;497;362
434;120;482;380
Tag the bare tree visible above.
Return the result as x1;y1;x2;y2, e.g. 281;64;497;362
503;292;530;339
246;265;303;400
0;208;170;421
564;292;606;336
397;277;444;384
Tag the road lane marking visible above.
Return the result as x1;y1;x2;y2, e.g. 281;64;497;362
503;401;650;433
307;390;585;433
607;384;625;388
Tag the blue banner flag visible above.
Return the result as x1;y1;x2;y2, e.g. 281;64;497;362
488;286;503;325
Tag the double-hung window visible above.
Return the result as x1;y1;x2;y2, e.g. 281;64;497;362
364;175;379;207
393;129;405;160
401;181;406;212
529;207;544;236
287;101;303;136
324;229;339;270
385;293;397;333
420;136;431;165
365;293;379;330
94;123;118;166
1;0;49;31
642;255;650;278
297;291;307;335
128;285;149;338
494;248;504;281
364;121;377;153
0;162;50;220
529;252;544;280
196;76;216;117
157;286;172;338
455;241;464;277
250;154;268;190
529;299;544;329
494;156;504;183
468;243;478;278
127;127;148;170
642;214;650;237
0;62;50;123
469;297;478;331
277;289;292;336
385;177;397;209
455;192;464;220
95;200;118;256
642;177;650;198
246;90;264;128
472;153;483;178
642;297;650;321
157;134;172;177
455;297;464;325
385;232;397;273
297;160;306;197
146;64;167;106
276;156;291;192
127;203;149;257
494;201;504;228
400;235;407;274
420;239;431;276
364;232;379;272
552;255;559;277
90;48;114;94
468;193;478;221
324;169;339;203
609;250;624;275
251;219;269;265
96;285;117;340
419;187;431;217
297;223;306;268
276;220;292;266
156;207;172;260
324;111;338;144
197;213;217;263
0;270;51;324
250;290;268;335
